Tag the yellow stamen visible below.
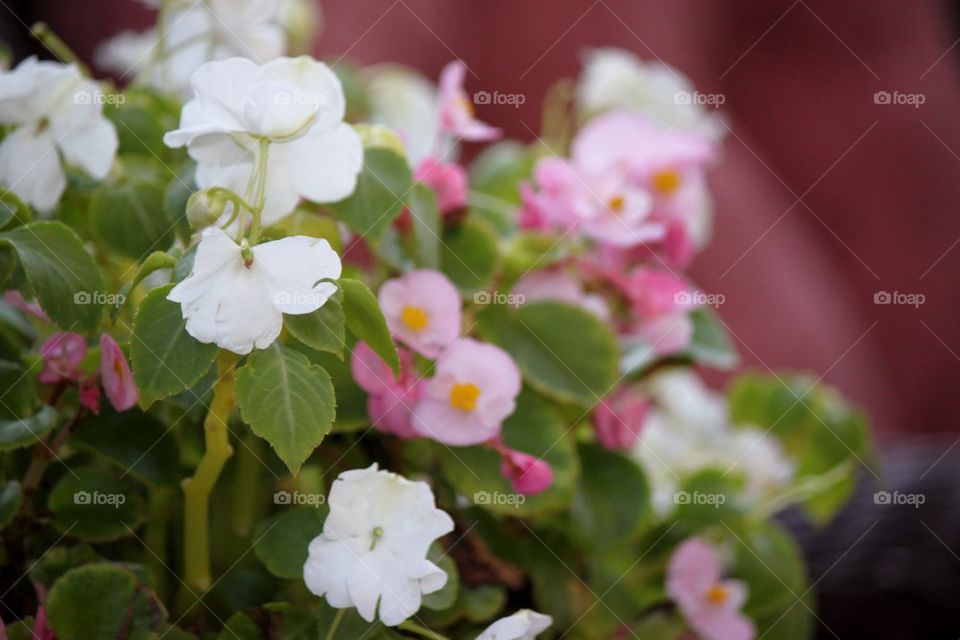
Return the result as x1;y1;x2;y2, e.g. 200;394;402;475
607;194;626;213
706;584;728;605
401;306;429;332
449;383;481;412
652;169;682;195
456;96;475;118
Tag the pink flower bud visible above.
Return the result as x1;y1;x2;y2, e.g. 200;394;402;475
414;156;468;214
594;388;650;451
499;448;554;496
38;332;87;384
99;334;138;411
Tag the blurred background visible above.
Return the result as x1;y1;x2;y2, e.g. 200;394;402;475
3;0;960;636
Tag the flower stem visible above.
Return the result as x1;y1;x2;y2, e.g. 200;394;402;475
324;609;346;640
31;22;88;74
182;351;238;595
398;621;450;640
247;138;270;245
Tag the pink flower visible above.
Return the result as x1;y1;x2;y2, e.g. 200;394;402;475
437;61;501;141
3;290;49;322
621;268;699;355
38;332;87;384
378;270;462;359
99;334;138;411
497;446;554;496
414;156;468;213
412;338;521;446
667;538;755;640
351;341;423;439
512;269;610;320
594;387;650;451
79;379;101;415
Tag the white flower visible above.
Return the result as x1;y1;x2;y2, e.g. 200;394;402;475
632;369;793;514
164;56;362;226
476;610;553;640
96;0;285;96
0;57;118;211
367;65;443;166
303;464;454;626
577;48;723;140
167;226;341;354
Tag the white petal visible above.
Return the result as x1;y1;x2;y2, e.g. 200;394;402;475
57;118;118;179
303;535;366;609
252;235;342;314
0;128;65;211
262;56;346;128
285;123;363;204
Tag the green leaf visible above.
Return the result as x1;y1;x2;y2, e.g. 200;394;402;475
570;443;650;552
468;141;534;233
328;148;411;239
686;307;738;369
0;190;32;230
0;480;21;531
440;217;499;295
673;468;744;529
46;564;167;640
728;373;873;523
105;88;181;158
436;390;579;517
407;183;441;269
0;221;103;333
0;405;58;451
72;407;181;486
340;277;399;374
477;301;619;406
253;506;327;579
422;545;459;610
89;170;177;260
131;284;218;408
0;359;37;419
731;521;809;623
284;288;345;358
236;344;336;475
47;468;145;542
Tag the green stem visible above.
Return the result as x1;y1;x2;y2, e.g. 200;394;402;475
247;138;270;245
145;485;173;601
31;22;88;74
182;351;238;594
324;609;346;640
230;433;262;537
398;621;449;640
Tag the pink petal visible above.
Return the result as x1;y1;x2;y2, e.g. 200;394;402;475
99;334;138;411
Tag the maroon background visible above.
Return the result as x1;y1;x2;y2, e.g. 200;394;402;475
6;0;960;439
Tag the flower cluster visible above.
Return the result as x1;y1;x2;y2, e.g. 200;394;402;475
0;8;872;640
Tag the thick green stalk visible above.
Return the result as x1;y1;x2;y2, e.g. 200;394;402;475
182;351;238;594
